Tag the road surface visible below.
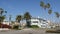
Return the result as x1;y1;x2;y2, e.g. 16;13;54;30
0;28;60;34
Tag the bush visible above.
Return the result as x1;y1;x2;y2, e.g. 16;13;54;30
46;30;60;33
30;25;39;28
13;25;19;29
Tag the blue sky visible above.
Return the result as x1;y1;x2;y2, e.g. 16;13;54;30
0;0;60;23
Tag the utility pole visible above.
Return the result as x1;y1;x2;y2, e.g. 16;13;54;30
9;15;12;26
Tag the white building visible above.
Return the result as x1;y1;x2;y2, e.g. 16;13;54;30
2;21;10;25
2;17;52;28
28;17;51;28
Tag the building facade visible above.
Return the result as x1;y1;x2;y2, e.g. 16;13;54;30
28;17;51;28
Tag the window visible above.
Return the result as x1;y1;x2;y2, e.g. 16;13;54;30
41;25;46;27
42;23;46;24
32;21;38;23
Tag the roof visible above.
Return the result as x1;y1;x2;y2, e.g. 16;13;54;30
31;17;47;21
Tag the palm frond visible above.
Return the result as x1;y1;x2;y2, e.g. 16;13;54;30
54;12;60;18
47;3;50;8
48;9;52;15
40;1;45;7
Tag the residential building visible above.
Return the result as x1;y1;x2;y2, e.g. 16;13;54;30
2;21;10;25
28;17;51;28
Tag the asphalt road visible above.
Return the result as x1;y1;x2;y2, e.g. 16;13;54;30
0;28;60;34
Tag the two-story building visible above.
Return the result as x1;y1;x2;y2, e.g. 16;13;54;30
28;17;51;28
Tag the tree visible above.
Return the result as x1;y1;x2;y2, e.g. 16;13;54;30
40;1;60;26
40;1;51;10
0;8;7;16
16;15;22;29
0;8;7;28
0;8;7;23
40;1;52;21
40;1;45;8
24;12;31;27
16;15;22;23
48;9;52;15
46;3;50;9
0;16;5;23
54;12;60;18
40;1;52;14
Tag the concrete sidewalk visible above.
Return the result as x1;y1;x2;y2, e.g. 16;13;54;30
0;28;10;30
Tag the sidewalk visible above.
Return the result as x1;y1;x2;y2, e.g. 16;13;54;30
0;28;10;31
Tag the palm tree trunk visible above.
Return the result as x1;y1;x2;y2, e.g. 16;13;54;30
26;19;31;27
18;20;21;29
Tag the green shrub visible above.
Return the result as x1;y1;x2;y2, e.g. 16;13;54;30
13;25;19;29
30;25;39;28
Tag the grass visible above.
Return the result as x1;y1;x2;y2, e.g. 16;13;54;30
30;25;39;28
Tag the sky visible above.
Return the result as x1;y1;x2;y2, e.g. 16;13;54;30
0;0;60;23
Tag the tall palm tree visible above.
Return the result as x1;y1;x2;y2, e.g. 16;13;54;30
54;12;60;26
16;15;22;23
47;3;52;15
0;8;7;28
48;9;52;22
40;1;52;20
40;1;50;9
40;1;51;14
40;1;53;24
24;12;31;27
0;8;7;23
16;15;22;28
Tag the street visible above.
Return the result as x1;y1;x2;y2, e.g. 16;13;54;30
0;28;60;34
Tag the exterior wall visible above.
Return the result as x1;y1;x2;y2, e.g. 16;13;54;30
30;19;40;25
2;21;10;25
29;18;51;28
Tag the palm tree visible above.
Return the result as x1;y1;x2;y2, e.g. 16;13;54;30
40;1;52;20
0;8;7;23
24;12;31;27
0;16;5;23
40;1;45;8
54;12;60;18
40;1;50;10
47;3;52;15
48;9;52;15
48;9;52;22
0;8;7;28
16;15;22;28
0;8;7;16
46;3;50;9
54;12;60;30
16;15;22;23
